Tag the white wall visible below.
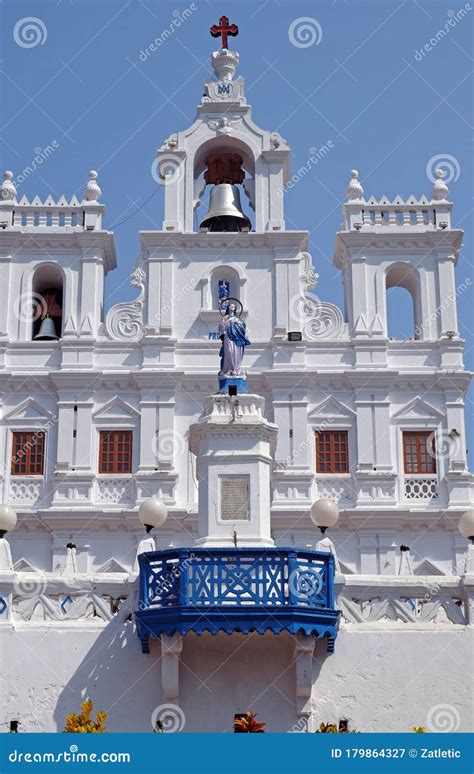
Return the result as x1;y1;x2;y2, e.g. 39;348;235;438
0;625;471;733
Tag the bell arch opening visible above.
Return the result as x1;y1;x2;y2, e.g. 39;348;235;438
193;137;255;232
385;262;422;340
31;264;64;341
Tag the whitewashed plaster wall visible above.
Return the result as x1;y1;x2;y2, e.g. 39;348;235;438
0;626;471;733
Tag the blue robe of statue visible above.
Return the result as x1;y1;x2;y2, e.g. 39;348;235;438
218;314;251;376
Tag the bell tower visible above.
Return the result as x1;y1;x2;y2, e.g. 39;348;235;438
154;19;291;234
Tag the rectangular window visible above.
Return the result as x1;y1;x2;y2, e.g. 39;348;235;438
98;430;132;474
11;431;45;475
403;431;436;474
316;431;349;474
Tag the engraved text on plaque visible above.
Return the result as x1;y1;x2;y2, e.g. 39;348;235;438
220;476;250;521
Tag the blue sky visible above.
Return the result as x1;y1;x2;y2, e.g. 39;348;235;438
1;0;473;454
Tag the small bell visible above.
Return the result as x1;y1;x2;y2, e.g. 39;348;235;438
34;315;58;340
200;183;251;232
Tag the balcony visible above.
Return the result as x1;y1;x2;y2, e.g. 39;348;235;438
403;474;439;502
136;547;340;654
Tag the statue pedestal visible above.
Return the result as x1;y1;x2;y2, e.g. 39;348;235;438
189;394;277;547
218;376;248;394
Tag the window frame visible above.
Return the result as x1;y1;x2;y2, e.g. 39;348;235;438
402;430;437;475
315;430;350;475
10;430;46;476
98;429;133;475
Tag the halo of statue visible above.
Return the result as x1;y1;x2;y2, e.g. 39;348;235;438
219;297;243;317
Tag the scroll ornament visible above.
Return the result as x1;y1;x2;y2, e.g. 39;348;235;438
105;266;146;341
298;252;344;340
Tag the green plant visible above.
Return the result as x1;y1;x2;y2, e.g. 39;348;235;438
64;699;107;733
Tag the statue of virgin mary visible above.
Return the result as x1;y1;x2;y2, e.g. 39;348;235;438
218;302;251;377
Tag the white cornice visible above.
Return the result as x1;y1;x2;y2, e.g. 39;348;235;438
333;228;463;268
139;230;308;251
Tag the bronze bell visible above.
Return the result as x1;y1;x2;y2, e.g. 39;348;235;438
200;184;251;232
34;315;58;340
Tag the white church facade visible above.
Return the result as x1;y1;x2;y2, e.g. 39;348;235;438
0;26;473;734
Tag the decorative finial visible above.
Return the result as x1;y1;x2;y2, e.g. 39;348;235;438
0;171;17;201
210;15;238;49
83;170;101;202
431;168;449;201
346;169;364;201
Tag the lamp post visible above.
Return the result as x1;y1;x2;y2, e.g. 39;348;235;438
459;509;474;578
309;498;340;568
135;498;168;569
458;509;474;544
138;497;168;534
0;504;17;571
309;498;339;535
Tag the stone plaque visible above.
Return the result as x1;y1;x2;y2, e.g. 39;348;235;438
220;476;249;521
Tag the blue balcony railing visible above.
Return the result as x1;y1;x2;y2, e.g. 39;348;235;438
136;547;340;653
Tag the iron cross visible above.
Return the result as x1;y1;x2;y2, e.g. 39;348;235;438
210;16;238;49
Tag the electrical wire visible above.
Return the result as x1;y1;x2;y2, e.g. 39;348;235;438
109;185;162;230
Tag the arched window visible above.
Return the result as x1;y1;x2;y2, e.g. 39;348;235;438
385;262;421;340
31;264;64;340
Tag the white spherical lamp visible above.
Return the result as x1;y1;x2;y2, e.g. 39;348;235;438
458;509;474;543
138;497;168;533
310;498;339;534
0;504;17;536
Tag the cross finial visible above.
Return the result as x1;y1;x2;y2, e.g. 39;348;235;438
210;15;238;49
